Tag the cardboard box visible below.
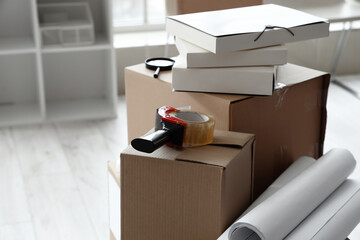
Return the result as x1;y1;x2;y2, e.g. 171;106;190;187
121;130;255;240
166;0;262;15
108;161;120;240
125;63;330;198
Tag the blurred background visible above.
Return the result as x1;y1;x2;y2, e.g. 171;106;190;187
1;0;359;239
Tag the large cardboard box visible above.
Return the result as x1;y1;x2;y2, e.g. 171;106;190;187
125;63;330;197
121;130;255;240
108;161;120;240
166;0;262;15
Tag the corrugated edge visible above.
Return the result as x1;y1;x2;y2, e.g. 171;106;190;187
219;135;255;231
220;169;226;232
108;161;120;187
120;154;125;240
250;139;256;203
319;73;331;158
228;104;232;131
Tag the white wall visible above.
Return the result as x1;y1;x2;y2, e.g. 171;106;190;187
263;0;360;74
286;29;360;75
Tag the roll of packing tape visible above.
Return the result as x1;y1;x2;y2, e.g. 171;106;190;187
131;106;215;153
166;108;215;147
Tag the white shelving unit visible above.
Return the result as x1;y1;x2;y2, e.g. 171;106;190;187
0;0;117;127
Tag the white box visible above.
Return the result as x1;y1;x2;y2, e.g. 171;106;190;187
166;4;329;53
172;57;276;95
175;38;287;68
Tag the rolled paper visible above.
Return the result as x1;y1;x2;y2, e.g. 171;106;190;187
219;148;357;240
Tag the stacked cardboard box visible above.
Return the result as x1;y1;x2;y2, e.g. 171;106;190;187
121;130;256;240
123;63;331;240
121;4;333;240
125;62;330;198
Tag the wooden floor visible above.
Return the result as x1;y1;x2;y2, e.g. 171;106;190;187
0;96;128;240
0;80;360;239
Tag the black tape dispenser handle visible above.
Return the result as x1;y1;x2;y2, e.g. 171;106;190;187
131;130;171;153
131;106;185;153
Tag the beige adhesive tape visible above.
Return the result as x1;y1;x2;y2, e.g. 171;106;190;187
168;110;215;147
132;106;216;153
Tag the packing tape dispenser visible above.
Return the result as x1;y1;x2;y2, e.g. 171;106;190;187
131;106;215;153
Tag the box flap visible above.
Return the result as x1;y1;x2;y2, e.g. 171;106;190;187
176;145;241;168
122;129;254;168
211;130;254;147
176;131;254;167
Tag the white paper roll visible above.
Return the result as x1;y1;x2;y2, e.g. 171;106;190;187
218;156;316;240
285;179;360;240
242;156;316;216
228;148;356;240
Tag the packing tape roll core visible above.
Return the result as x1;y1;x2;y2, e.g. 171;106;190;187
167;109;215;147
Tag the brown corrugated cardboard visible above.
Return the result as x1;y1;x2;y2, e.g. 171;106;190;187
121;130;255;240
125;63;330;198
166;0;262;15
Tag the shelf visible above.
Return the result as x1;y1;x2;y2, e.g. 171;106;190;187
46;98;115;122
0;103;42;127
41;35;111;53
40;20;91;28
0;0;116;127
0;99;116;126
0;37;36;55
